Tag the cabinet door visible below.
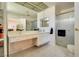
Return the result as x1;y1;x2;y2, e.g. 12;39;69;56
37;33;50;46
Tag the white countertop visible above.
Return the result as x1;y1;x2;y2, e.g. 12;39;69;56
8;31;38;43
8;31;50;43
8;31;38;37
8;31;49;37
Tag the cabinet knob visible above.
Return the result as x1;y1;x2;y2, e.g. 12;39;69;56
75;28;79;31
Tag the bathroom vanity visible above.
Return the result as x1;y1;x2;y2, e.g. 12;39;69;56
8;31;50;54
8;31;38;54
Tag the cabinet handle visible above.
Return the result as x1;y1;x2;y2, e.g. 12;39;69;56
75;28;79;31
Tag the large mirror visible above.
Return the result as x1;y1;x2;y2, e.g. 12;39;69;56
26;20;37;31
40;17;49;27
7;3;37;32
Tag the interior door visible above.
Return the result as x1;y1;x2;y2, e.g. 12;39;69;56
75;2;79;56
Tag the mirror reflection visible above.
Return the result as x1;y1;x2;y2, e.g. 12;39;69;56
7;3;37;32
26;20;37;31
40;17;49;27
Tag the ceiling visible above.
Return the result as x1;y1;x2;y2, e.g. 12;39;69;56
8;2;74;18
44;2;55;7
16;2;74;13
56;2;74;15
16;2;48;12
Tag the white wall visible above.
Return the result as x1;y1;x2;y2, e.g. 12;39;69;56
37;6;55;45
75;2;79;56
37;6;55;33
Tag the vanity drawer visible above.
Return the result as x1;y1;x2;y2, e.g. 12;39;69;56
9;39;34;54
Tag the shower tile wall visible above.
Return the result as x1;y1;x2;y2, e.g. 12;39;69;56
56;12;74;47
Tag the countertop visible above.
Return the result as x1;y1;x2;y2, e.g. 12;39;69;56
8;31;50;43
8;31;38;43
8;31;38;37
8;31;50;37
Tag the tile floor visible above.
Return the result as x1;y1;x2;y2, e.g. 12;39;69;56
10;42;74;57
